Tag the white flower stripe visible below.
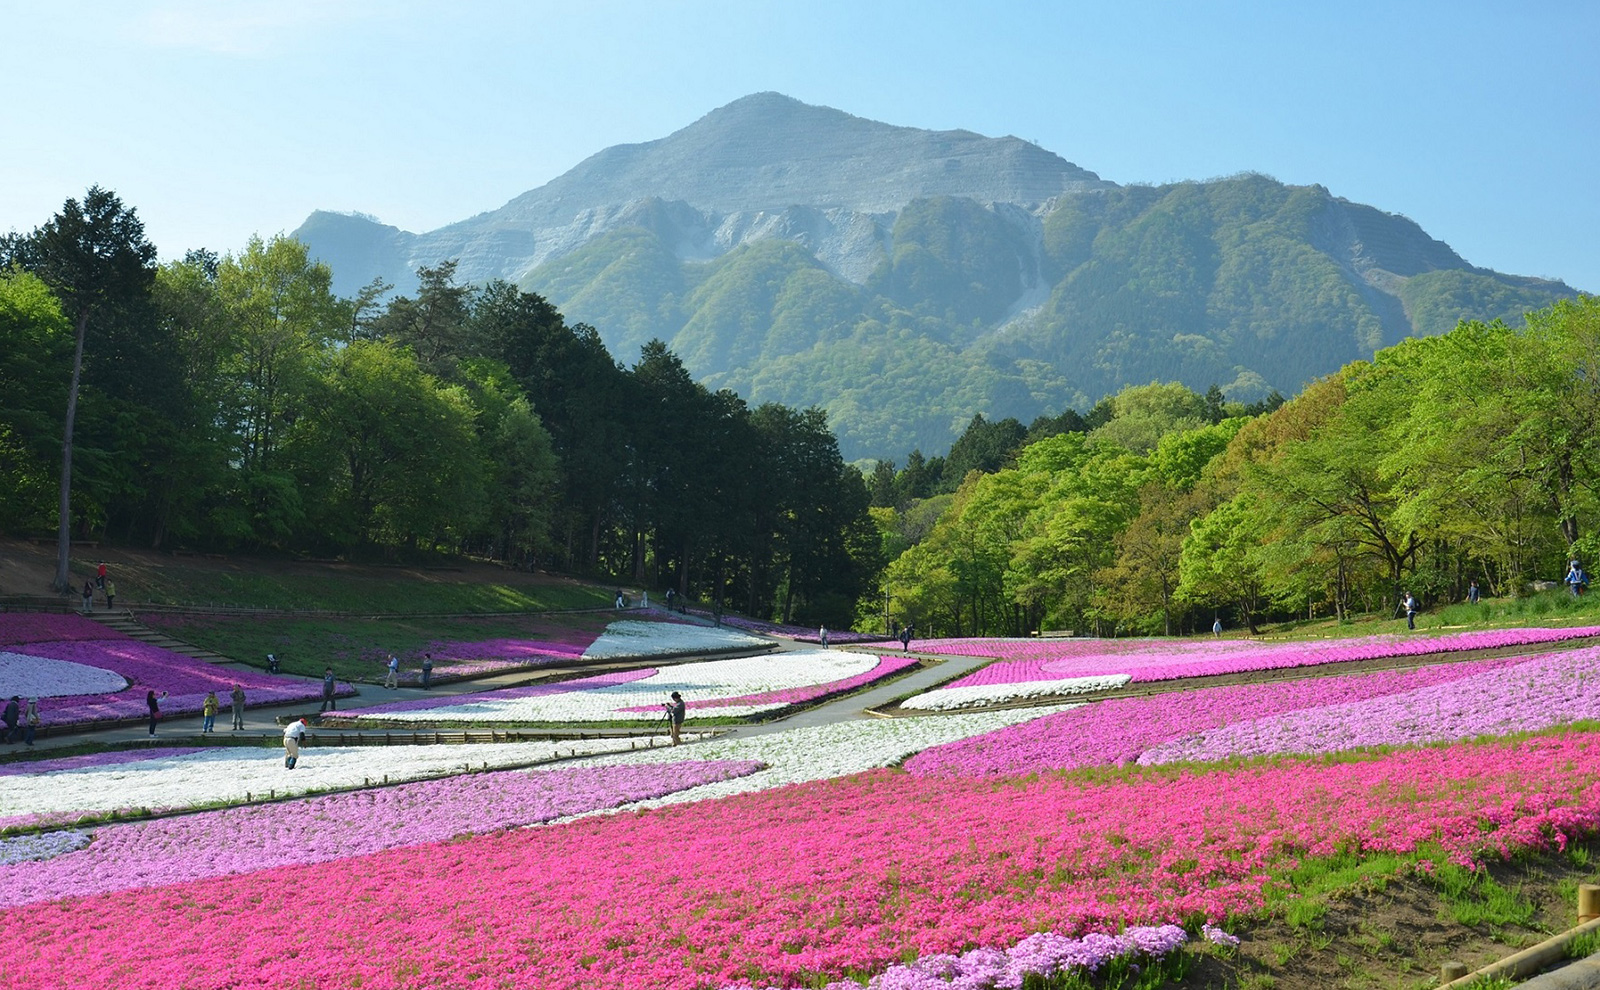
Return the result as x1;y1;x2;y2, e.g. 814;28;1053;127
0;652;127;698
901;676;1130;710
581;620;768;658
343;650;880;723
558;706;1079;819
0;737;646;823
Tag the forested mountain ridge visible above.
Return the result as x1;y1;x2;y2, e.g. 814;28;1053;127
294;93;1577;461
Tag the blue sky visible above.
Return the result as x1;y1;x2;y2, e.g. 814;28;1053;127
5;1;1596;291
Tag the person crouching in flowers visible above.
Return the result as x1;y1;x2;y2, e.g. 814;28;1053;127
283;717;309;769
663;691;686;746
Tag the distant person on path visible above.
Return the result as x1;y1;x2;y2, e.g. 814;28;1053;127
642;591;648;609
1567;560;1588;597
23;699;38;746
615;591;625;610
1402;591;1418;630
267;653;280;674
1213;617;1222;637
283;718;308;769
2;697;18;744
230;684;246;730
1468;580;1481;605
819;626;829;648
663;691;686;746
146;690;166;736
321;668;338;710
201;691;219;732
421;653;434;690
664;588;675;611
96;562;106;590
899;625;912;651
384;655;400;689
80;580;93;611
104;579;116;610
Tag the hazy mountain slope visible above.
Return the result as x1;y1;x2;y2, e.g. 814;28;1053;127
294;94;1578;461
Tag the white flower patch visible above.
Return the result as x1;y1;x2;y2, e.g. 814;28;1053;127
581;620;768;659
0;737;645;821
557;706;1078;819
0;651;127;698
363;650;879;723
901;674;1131;711
0;830;92;865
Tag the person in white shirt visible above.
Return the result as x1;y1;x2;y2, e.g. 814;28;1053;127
283;718;309;769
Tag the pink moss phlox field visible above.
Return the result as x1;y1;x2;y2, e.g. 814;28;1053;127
342;668;657;716
8;736;1600;989
0;613;129;647
905;655;1534;777
618;655;919;712
726;924;1191;990
16;639;349;726
0;759;761;907
1139;647;1600;765
926;625;1600;687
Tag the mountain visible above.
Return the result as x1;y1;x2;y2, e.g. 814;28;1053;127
294;93;1578;461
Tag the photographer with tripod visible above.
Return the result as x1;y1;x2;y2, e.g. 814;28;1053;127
662;691;685;746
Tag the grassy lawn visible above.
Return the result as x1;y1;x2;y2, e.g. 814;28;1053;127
1255;588;1600;642
67;552;613;613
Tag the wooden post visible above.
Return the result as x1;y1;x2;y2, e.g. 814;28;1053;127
1580;884;1600;923
1440;961;1468;981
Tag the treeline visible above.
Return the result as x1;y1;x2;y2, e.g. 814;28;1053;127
873;296;1600;637
0;188;879;625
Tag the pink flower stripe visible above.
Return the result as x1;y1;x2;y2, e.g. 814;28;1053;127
617;655;919;712
0;613;130;647
12;640;349;727
728;925;1191;990
1139;647;1600;765
0;748;205;778
5;736;1600;989
905;654;1534;777
0;759;761;908
341;668;658;716
925;625;1600;688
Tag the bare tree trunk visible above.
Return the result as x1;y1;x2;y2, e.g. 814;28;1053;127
53;310;89;593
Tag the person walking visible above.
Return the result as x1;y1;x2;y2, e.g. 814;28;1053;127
283;718;308;769
1567;560;1589;597
230;684;246;730
104;579;116;611
899;624;912;651
1468;580;1481;605
80;580;93;611
96;561;106;590
1402;591;1418;631
23;699;39;746
1213;617;1223;637
819;625;829;648
421;653;434;690
321;668;338;711
383;655;400;689
1;697;18;744
663;691;686;746
146;690;166;736
201;691;219;732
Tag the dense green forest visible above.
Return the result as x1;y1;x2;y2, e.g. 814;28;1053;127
871;296;1600;636
0;188;879;626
